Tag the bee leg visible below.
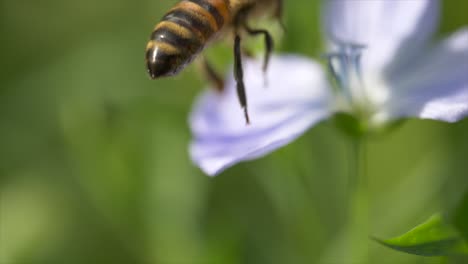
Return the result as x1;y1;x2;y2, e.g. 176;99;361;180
234;34;250;125
243;23;274;85
201;57;224;92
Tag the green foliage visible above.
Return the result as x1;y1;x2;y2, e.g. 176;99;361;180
375;214;468;256
0;1;468;264
452;190;468;241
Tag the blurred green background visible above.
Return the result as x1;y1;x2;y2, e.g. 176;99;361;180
1;1;467;263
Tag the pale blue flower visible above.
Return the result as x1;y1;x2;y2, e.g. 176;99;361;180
190;0;468;176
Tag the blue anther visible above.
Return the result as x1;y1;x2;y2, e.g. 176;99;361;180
323;40;367;102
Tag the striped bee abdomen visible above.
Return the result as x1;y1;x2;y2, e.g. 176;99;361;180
146;0;230;79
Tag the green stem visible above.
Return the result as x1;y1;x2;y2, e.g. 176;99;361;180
347;137;369;263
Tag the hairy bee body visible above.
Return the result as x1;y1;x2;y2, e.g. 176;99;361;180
146;0;282;123
146;0;278;79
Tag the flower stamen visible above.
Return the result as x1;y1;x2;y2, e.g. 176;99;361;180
325;41;371;116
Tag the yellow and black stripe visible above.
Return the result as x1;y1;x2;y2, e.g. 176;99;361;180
146;0;230;79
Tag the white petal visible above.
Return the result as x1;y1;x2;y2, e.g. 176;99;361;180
324;0;439;75
189;55;333;176
384;28;468;123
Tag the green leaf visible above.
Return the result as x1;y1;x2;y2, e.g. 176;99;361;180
452;190;468;241
374;214;468;256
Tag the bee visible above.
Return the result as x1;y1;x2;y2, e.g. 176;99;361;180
145;0;283;124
